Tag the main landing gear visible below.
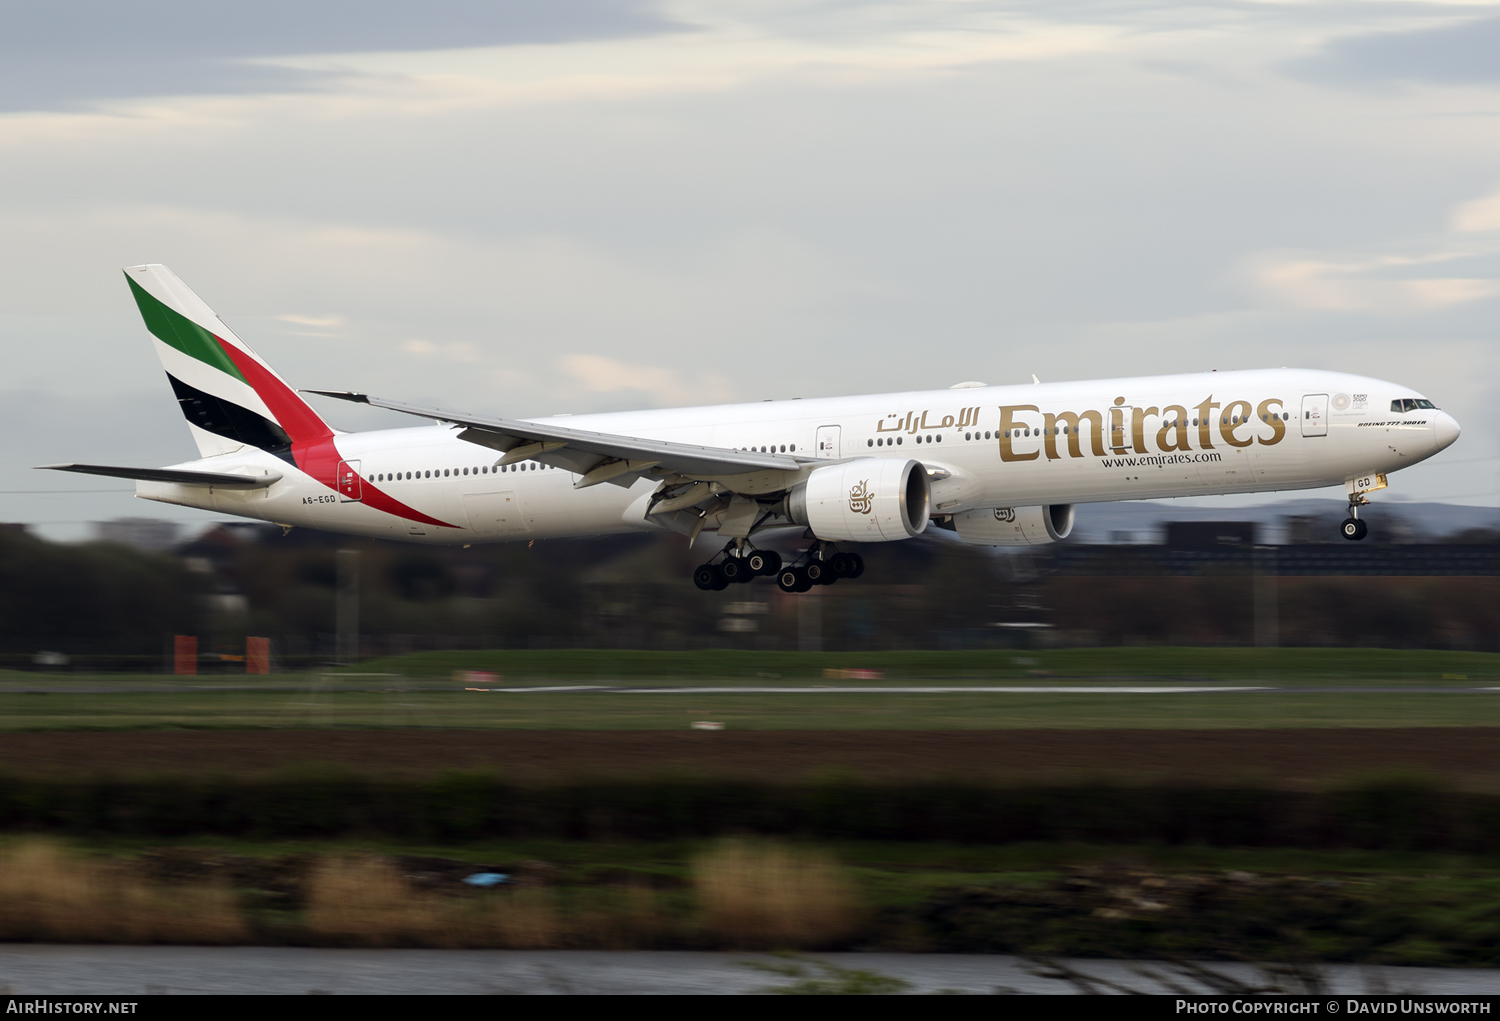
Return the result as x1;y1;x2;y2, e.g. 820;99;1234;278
690;541;865;592
774;544;864;594
1340;494;1369;541
692;542;784;591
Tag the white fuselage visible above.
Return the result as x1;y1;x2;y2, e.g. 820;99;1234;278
136;368;1460;545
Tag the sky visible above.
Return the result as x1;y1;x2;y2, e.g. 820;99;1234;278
3;0;1499;539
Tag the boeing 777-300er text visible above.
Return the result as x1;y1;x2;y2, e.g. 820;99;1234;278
44;265;1462;592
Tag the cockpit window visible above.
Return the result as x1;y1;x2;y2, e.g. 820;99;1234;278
1391;398;1438;413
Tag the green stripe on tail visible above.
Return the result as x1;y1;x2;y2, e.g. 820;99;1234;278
125;274;246;383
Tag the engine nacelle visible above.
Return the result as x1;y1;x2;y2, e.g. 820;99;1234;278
952;504;1074;546
787;458;930;542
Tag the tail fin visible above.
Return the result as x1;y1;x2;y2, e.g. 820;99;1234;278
124;264;333;460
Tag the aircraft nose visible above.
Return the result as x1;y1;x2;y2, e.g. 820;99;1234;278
1433;411;1461;452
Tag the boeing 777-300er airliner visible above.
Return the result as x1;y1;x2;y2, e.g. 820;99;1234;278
44;265;1461;592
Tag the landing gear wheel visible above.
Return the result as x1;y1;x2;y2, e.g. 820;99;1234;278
747;550;782;576
693;564;728;590
776;566;808;594
1340;517;1367;541
720;558;752;584
848;552;865;579
805;560;836;586
827;552;855;578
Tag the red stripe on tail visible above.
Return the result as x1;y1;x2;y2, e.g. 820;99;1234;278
215;339;458;529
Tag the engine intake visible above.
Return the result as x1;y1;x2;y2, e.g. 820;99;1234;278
952;504;1074;546
787;458;930;542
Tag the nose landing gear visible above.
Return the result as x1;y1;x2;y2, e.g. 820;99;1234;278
1340;492;1370;541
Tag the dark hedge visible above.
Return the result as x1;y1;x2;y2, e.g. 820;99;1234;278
2;772;1497;850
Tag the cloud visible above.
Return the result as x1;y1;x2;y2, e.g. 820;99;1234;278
400;339;483;363
1453;189;1500;233
274;312;345;332
1289;16;1500;88
1248;251;1500;313
560;353;732;407
0;0;679;111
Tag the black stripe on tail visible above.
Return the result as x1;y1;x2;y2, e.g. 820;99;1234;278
168;374;293;461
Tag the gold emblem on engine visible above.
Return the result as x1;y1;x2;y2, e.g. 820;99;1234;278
993;507;1016;523
848;480;873;514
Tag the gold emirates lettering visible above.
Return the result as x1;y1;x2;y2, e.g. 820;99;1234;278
872;395;1286;462
866;396;1286;459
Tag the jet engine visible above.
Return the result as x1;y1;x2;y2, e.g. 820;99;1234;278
952;504;1074;546
786;458;930;541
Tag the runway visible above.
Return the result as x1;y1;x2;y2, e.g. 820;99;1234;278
482;684;1274;694
1;946;1497;995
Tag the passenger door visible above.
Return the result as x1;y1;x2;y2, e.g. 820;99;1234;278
336;460;363;502
815;425;841;458
1301;394;1328;437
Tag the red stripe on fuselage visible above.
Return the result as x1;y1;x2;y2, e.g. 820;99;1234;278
214;339;458;529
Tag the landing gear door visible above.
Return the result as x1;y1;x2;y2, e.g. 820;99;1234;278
1301;394;1328;437
815;425;841;459
336;460;363;502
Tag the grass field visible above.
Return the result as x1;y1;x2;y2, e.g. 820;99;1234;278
10;834;1500;962
6;647;1499;963
2;688;1500;731
354;647;1500;683
7;647;1500;686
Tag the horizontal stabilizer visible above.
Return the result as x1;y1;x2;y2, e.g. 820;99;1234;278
38;463;282;489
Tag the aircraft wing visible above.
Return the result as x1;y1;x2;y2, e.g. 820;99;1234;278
304;391;806;489
38;464;282;489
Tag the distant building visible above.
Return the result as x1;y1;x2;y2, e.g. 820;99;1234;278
1163;521;1259;548
1283;514;1333;545
94;518;181;552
